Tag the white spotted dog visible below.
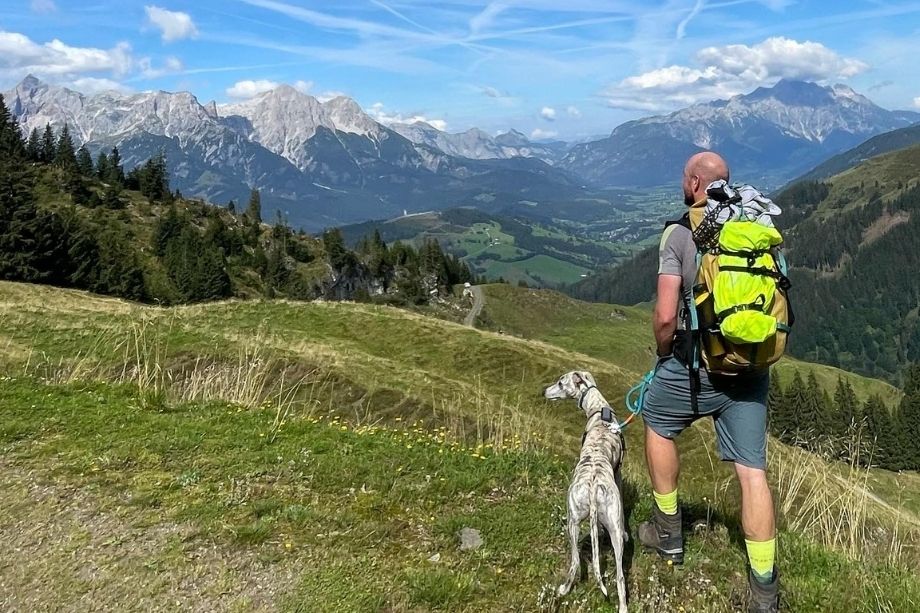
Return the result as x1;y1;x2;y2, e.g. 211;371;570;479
544;370;628;613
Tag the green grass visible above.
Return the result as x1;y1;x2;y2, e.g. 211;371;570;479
1;280;919;611
3;377;919;611
478;255;591;286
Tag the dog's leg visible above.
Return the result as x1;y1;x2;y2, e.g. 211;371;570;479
603;494;629;613
557;503;581;596
611;522;628;613
615;466;628;542
590;482;608;598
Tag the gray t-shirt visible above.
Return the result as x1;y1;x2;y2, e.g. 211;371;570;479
658;223;697;330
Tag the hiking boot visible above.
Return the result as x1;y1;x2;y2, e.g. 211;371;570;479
747;567;780;613
638;504;684;564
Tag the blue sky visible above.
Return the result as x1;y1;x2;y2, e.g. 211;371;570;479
2;0;920;140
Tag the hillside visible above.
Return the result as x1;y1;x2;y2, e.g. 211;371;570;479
796;124;920;183
778;146;920;380
1;280;919;611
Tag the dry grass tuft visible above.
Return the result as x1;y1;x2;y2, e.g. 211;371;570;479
772;426;920;567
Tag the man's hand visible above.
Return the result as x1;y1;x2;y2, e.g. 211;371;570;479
654;274;681;356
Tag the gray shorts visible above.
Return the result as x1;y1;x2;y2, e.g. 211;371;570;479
642;356;770;470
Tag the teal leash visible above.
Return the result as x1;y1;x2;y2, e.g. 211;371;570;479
620;361;659;429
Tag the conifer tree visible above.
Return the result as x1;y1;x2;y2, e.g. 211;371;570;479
834;377;860;435
76;145;94;177
108;146;125;185
40;124;55;163
137;151;170;201
0;94;24;159
767;372;788;438
197;245;232;301
323;228;352;270
246;188;262;224
95;230;146;301
26;128;41;162
96;151;110;180
865;396;898;470
799;372;828;448
154;204;183;256
898;364;920;469
67;223;102;290
782;371;809;445
101;184;125;210
264;245;289;294
54;124;77;170
0;167;69;284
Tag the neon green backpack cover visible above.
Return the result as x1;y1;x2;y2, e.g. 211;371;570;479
712;221;784;344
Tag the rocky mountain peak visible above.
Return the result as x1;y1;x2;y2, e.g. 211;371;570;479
322;95;381;137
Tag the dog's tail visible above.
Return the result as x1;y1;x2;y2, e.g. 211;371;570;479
589;480;608;598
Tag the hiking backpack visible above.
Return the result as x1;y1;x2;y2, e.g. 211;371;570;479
671;183;794;374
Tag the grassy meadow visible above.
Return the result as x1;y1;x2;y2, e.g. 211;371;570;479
1;280;918;611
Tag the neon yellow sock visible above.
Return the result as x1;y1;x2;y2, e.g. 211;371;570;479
745;538;776;583
653;488;678;515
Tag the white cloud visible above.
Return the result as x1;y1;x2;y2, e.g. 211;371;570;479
368;102;447;131
0;31;133;78
226;79;280;99
480;85;505;98
913;97;920;109
138;55;184;78
530;128;557;140
30;0;57;14
566;105;581;117
473;84;517;107
469;3;508;34
293;79;313;93
602;37;870;111
70;77;131;95
540;106;556;121
316;90;346;102
697;37;867;82
145;6;199;43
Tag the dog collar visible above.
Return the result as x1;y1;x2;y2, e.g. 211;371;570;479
577;385;598;411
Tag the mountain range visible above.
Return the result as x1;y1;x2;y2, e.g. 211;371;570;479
4;76;582;230
4;75;919;229
560;79;920;188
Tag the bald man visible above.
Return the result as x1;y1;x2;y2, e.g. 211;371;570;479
638;152;780;612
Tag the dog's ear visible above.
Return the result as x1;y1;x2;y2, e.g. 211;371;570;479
578;371;596;386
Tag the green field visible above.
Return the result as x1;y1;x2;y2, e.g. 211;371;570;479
1;280;918;611
338;209;632;287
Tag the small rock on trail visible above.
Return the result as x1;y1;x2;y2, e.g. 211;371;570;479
459;527;483;551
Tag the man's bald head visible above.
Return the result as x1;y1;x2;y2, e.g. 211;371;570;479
683;152;730;206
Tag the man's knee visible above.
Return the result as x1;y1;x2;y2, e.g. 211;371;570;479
735;463;773;508
734;462;768;488
645;425;677;455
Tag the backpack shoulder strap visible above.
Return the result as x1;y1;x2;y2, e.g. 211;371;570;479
664;213;691;230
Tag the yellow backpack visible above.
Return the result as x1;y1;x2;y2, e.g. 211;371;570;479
675;204;794;374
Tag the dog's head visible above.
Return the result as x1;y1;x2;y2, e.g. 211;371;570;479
544;370;596;402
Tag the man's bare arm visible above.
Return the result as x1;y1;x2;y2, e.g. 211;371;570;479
654;274;682;356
